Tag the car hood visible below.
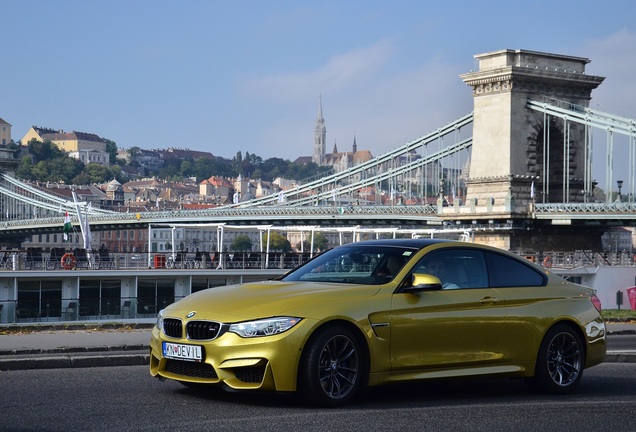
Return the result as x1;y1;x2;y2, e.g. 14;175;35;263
164;280;382;322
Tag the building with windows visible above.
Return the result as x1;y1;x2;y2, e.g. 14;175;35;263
69;148;110;165
0;118;11;146
21;126;109;166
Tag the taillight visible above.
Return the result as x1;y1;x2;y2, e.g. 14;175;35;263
591;294;602;312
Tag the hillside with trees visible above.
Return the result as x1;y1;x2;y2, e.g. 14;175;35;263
14;138;330;185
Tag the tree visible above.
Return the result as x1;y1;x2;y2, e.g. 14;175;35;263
251;168;263;180
16;156;35;180
263;231;291;252
191;157;216;181
27;139;64;162
231;234;253;251
179;159;193;177
299;232;329;252
79;163;110;184
103;139;118;164
127;146;143;167
28;155;84;184
158;163;179;180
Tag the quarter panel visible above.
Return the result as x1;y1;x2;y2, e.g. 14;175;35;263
498;283;606;365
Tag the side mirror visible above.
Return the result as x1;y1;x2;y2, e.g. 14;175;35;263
404;273;443;292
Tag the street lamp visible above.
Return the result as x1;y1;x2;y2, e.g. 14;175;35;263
617;180;623;202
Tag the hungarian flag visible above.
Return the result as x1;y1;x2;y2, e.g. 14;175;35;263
62;211;72;242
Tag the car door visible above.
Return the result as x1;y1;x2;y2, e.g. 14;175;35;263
483;250;551;363
389;248;506;370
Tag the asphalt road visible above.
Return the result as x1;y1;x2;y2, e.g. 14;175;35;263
1;363;635;432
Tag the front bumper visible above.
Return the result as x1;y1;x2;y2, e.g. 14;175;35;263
149;322;310;392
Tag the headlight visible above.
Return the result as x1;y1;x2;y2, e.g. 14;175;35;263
229;317;301;338
156;309;164;330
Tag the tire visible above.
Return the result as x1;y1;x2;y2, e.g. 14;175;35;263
298;325;363;407
527;323;585;394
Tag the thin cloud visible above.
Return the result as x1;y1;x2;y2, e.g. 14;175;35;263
253;53;472;160
583;29;636;118
241;40;395;102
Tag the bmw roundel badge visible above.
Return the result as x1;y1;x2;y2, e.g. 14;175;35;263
186;311;196;318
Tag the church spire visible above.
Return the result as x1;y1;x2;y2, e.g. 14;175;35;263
313;95;326;165
317;94;324;121
352;132;357;153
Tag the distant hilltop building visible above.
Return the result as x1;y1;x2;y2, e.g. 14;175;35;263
0;117;18;176
302;96;373;172
323;136;373;172
0;117;12;145
21;126;109;166
156;147;215;161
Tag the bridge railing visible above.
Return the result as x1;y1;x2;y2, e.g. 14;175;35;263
2;247;634;273
534;202;636;215
0;250;318;271
518;249;635;269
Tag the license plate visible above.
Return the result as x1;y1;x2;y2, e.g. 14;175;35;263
162;342;202;362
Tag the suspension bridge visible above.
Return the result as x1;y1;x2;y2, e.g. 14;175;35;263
0;48;635;251
3;48;636;325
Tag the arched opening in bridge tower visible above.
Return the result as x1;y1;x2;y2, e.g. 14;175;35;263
527;116;583;203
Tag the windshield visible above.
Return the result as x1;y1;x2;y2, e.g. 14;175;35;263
282;244;417;285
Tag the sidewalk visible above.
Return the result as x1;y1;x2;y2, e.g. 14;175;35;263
0;321;154;371
0;320;634;371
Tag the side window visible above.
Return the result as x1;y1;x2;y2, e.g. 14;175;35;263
411;249;488;289
485;252;546;287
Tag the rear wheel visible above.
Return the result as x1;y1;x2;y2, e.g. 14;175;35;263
298;325;363;406
527;324;585;394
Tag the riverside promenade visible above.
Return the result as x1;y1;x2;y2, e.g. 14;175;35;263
0;320;635;371
0;320;154;370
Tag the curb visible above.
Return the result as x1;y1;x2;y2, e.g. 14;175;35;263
0;322;633;371
1;349;635;372
0;345;149;371
0;344;148;357
605;351;636;364
0;322;155;334
0;353;150;371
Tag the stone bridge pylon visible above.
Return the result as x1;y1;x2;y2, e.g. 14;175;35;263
459;49;605;217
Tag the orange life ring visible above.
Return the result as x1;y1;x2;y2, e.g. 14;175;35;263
542;256;552;268
61;253;77;270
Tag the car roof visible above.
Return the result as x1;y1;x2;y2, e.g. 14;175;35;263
339;238;453;250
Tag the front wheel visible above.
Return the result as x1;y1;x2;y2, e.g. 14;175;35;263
298;325;364;406
527;324;585;394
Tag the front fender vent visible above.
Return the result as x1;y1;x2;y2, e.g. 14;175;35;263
234;365;266;383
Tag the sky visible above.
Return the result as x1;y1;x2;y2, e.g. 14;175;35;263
3;0;636;167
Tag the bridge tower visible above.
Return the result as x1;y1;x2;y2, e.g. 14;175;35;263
460;49;604;212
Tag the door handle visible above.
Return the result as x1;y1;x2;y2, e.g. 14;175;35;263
479;296;499;305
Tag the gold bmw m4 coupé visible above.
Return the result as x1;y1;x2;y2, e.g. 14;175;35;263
149;239;606;406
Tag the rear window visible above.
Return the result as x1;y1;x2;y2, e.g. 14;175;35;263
486;252;546;287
